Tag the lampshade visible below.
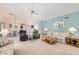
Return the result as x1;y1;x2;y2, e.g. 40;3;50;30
44;27;48;31
34;25;39;30
68;27;77;33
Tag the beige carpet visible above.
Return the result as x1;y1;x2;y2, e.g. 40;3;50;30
0;44;13;55
14;37;79;55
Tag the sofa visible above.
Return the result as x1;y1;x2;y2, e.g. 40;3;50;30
0;37;14;55
52;32;67;44
42;32;67;44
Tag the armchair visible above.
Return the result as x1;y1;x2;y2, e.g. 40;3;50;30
32;29;40;39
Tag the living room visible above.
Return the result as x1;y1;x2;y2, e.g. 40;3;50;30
0;3;79;55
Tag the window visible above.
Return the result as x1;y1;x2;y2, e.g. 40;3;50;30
9;24;12;28
0;22;5;31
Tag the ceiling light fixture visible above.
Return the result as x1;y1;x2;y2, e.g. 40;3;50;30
30;3;38;16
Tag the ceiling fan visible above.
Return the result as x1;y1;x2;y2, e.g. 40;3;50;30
26;3;38;16
30;9;38;16
64;16;69;19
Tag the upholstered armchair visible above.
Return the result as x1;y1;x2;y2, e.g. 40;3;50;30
32;29;40;39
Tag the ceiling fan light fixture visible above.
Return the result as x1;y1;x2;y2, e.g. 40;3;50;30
64;16;69;19
31;10;38;16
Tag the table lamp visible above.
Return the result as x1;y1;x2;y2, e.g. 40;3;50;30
44;27;48;31
68;27;77;36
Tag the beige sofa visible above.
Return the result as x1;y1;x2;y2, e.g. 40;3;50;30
52;32;67;44
0;37;14;55
42;32;67;44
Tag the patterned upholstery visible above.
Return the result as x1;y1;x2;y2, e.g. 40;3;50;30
0;37;13;47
